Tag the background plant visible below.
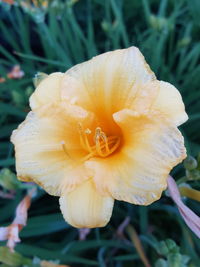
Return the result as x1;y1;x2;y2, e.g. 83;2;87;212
0;0;199;266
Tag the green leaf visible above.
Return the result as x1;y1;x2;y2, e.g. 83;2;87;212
0;168;20;191
20;214;69;237
16;244;98;265
0;247;31;267
0;103;26;118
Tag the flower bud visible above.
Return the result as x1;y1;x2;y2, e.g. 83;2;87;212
184;156;198;170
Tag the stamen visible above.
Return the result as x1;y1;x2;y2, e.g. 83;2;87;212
79;124;121;160
96;135;106;157
78;123;93;153
94;127;101;141
94;127;120;157
81;151;96;161
85;128;91;134
61;141;71;158
99;130;110;154
107;136;121;154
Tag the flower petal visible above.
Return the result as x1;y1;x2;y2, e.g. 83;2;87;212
167;176;200;238
63;47;156;117
30;72;64;110
63;49;187;128
11;105;94;196
86;109;186;205
152;81;188;126
59;179;114;228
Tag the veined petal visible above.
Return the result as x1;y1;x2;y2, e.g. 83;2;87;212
86;109;186;205
59;179;114;228
152;81;188;126
63;47;156;122
30;72;64;110
11;105;94;196
62;49;187;128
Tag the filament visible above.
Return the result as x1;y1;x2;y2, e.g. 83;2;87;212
61;141;72;159
78;124;120;160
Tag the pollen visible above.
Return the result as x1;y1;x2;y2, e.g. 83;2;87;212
78;123;120;160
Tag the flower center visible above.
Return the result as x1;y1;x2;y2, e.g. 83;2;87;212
78;123;120;160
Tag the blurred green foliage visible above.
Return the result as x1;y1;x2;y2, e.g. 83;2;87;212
0;0;199;266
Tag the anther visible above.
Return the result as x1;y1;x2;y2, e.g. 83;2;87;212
85;128;91;134
94;127;111;156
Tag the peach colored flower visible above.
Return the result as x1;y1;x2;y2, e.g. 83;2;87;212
11;47;188;228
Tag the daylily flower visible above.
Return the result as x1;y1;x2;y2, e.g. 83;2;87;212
11;47;188;228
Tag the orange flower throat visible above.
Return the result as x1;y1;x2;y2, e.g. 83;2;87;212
78;124;121;160
61;124;121;161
